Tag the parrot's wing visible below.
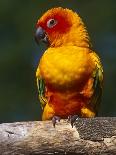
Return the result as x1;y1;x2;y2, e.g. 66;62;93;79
36;70;47;109
90;52;103;115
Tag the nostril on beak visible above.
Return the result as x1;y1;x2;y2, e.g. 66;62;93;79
35;26;49;45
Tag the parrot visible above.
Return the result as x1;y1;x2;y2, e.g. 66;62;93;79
34;7;103;127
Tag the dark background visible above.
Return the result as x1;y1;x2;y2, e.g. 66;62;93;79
0;0;116;123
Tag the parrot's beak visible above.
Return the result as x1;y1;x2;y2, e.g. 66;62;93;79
35;27;49;45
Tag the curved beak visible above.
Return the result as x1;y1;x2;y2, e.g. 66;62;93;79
34;27;49;45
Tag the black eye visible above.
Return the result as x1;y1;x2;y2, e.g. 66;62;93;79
47;19;58;28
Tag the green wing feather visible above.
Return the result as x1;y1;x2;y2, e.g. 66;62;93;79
36;75;47;109
89;52;103;115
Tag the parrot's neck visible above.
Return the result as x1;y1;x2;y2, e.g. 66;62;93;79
51;27;91;48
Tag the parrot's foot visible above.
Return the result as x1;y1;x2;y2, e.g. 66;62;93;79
52;116;61;127
68;115;79;128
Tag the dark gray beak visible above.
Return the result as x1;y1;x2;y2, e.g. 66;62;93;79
35;27;49;45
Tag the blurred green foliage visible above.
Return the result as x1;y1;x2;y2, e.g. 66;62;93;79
0;0;116;123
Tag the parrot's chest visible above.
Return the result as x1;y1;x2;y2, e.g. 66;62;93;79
39;46;94;90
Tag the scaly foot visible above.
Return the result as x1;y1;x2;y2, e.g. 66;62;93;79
68;115;80;128
52;116;61;127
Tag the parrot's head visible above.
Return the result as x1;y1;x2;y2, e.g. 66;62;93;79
35;7;90;48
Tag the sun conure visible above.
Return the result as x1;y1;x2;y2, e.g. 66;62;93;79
34;7;103;123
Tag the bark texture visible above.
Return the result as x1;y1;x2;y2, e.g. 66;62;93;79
0;117;116;155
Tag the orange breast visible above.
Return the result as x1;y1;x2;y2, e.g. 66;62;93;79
39;46;96;120
39;46;95;91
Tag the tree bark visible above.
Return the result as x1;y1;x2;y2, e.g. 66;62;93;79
0;117;116;155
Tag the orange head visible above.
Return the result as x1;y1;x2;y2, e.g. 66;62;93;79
35;7;90;47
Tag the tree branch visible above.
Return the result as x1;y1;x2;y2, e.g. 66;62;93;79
0;117;116;155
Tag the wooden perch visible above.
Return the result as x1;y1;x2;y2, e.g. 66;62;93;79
0;117;116;155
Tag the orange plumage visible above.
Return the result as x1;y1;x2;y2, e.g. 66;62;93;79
35;7;103;120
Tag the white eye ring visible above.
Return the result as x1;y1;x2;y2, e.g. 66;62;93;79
47;19;58;28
